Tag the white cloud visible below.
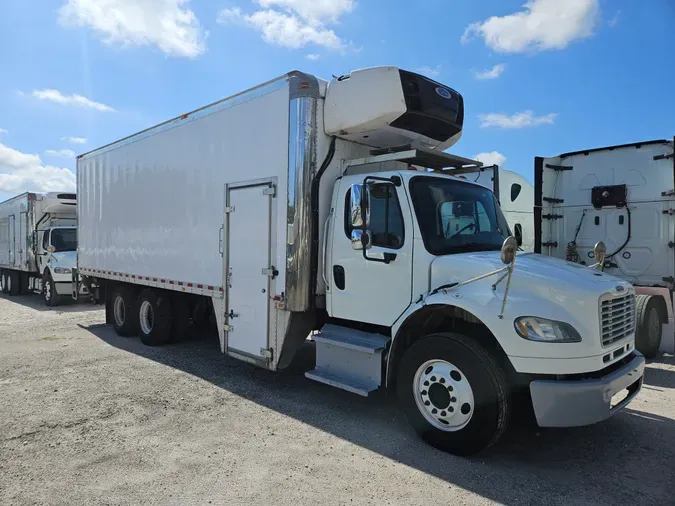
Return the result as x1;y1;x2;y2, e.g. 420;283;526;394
415;65;442;78
479;110;558;128
62;136;88;144
475;63;506;80
0;143;76;194
58;0;206;59
45;149;76;158
257;0;354;23
475;151;507;167
462;0;599;53
218;0;354;50
0;128;7;134
306;53;320;60
219;7;342;49
608;10;621;27
30;89;115;112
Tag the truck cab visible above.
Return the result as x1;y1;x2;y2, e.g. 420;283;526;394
37;225;77;305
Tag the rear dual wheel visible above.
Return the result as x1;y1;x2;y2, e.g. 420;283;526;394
1;270;21;296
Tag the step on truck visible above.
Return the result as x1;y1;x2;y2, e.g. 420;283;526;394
73;66;645;455
534;138;675;358
0;191;81;305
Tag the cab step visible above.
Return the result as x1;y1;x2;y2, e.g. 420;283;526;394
305;324;390;397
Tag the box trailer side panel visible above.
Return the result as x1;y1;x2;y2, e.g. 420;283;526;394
77;81;291;294
0;193;31;271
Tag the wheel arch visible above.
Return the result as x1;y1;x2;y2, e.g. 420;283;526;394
386;302;516;390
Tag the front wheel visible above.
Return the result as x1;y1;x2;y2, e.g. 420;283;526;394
397;333;511;456
43;272;60;306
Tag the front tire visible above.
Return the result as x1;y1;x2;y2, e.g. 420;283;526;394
635;295;664;359
397;333;511;456
137;289;172;346
43;272;59;305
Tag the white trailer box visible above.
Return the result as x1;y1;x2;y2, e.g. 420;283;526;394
534;138;675;355
0;191;77;304
76;67;645;456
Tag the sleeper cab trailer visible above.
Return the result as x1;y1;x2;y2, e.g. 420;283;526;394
0;191;78;305
74;66;645;456
535;138;675;357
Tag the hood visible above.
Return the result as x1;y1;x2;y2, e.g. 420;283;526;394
430;251;631;297
50;250;76;268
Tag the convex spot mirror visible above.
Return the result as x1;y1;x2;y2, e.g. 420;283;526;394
351;229;372;251
47;245;56;253
594;241;606;267
501;236;518;265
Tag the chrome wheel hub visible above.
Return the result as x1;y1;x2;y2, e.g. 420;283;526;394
139;300;154;335
413;359;474;431
113;296;126;327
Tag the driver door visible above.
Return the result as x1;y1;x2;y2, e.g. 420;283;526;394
327;178;414;326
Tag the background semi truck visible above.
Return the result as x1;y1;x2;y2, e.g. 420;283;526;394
74;66;645;455
535;138;675;357
0;191;78;305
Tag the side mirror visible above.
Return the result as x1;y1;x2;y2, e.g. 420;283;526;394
47;245;56;253
350;184;370;229
351;229;372;251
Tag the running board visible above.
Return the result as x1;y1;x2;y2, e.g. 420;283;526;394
305;324;390;396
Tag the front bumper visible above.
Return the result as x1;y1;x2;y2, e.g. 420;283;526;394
530;352;645;427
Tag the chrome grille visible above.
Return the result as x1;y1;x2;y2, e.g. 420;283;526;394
600;293;636;347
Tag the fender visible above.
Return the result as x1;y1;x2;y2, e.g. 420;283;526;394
386;289;508;388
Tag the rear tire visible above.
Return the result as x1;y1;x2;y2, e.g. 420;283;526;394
8;270;20;296
43;272;60;306
0;271;8;294
397;333;511;456
635;294;664;359
111;285;139;337
137;289;172;346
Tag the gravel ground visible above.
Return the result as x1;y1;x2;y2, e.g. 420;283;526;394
1;293;674;506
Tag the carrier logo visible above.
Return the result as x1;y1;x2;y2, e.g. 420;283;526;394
435;87;452;99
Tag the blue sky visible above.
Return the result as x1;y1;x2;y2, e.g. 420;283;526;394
1;0;674;202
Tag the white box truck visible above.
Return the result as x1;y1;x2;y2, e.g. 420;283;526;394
534;138;675;357
0;191;79;305
74;67;645;455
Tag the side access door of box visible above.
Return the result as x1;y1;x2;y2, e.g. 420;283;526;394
224;178;276;365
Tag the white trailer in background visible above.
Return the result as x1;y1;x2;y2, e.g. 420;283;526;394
0;192;79;305
534;138;675;357
466;165;534;251
74;66;645;456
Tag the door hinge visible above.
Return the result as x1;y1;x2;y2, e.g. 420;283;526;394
260;347;273;360
668;242;674;248
262;185;276;197
543;214;563;220
224;324;235;332
654;152;674;161
663;276;675;283
225;206;235;214
543;197;564;204
662;209;675;216
542;241;558;247
545;164;573;171
262;266;279;278
662;190;675;197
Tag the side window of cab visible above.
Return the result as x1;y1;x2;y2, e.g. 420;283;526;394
344;184;405;249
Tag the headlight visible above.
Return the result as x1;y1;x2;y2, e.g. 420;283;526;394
53;267;72;274
514;317;581;343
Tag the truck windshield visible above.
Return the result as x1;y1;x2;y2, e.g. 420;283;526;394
51;228;77;252
409;176;510;255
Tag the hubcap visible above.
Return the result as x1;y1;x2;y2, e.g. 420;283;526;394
413;359;475;431
139;300;154;335
113;296;126;327
44;280;50;300
648;308;661;340
6;275;10;292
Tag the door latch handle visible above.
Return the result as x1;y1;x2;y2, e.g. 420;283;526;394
228;310;239;319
